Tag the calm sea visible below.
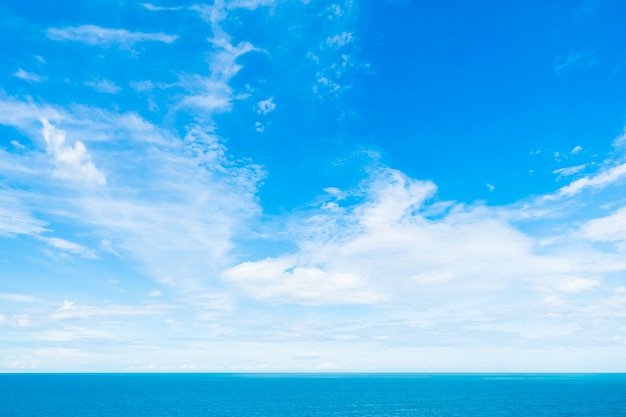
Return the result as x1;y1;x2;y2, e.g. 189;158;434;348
1;373;625;416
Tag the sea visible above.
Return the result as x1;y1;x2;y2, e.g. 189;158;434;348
1;373;625;416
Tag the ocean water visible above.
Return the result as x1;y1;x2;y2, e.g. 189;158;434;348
1;373;625;416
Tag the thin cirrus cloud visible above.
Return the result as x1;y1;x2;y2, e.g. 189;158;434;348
0;194;48;237
46;25;178;47
85;79;121;94
141;3;184;11
12;68;46;83
553;163;588;177
547;161;626;200
0;96;263;294
177;4;259;113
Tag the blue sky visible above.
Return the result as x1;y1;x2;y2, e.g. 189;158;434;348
2;0;626;372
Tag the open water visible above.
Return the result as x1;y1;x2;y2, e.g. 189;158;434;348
1;373;625;416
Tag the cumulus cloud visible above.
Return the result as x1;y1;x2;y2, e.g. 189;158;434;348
46;25;177;47
224;167;626;309
41;119;106;185
223;258;382;305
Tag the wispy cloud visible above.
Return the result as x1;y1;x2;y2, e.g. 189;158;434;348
37;236;98;259
47;25;177;47
141;3;184;11
0;194;48;237
553;164;587;177
12;68;46;83
85;79;121;94
0;293;37;303
554;52;598;74
549;162;626;199
0;98;263;296
178;1;280;114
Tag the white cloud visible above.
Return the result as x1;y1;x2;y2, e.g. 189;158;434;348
326;32;353;48
85;79;121;94
256;97;276;114
547;162;626;200
328;4;343;18
180;1;281;114
41;119;107;185
0;98;63;133
38;328;111;342
56;123;260;293
141;3;184;11
0;194;48;237
224;167;626;309
552;277;599;294
10;140;26;149
554;52;598;74
571;145;582;154
46;25;177;47
223;258;383;305
553;164;587;177
12;68;46;83
38;236;98;259
0;98;262;298
579;206;626;242
129;80;154;92
255;121;265;132
98;239;119;255
0;293;36;302
178;41;256;112
5;359;41;369
51;301;172;320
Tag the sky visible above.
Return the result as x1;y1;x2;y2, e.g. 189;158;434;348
1;0;626;372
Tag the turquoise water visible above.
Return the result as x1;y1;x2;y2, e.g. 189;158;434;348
1;374;625;416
